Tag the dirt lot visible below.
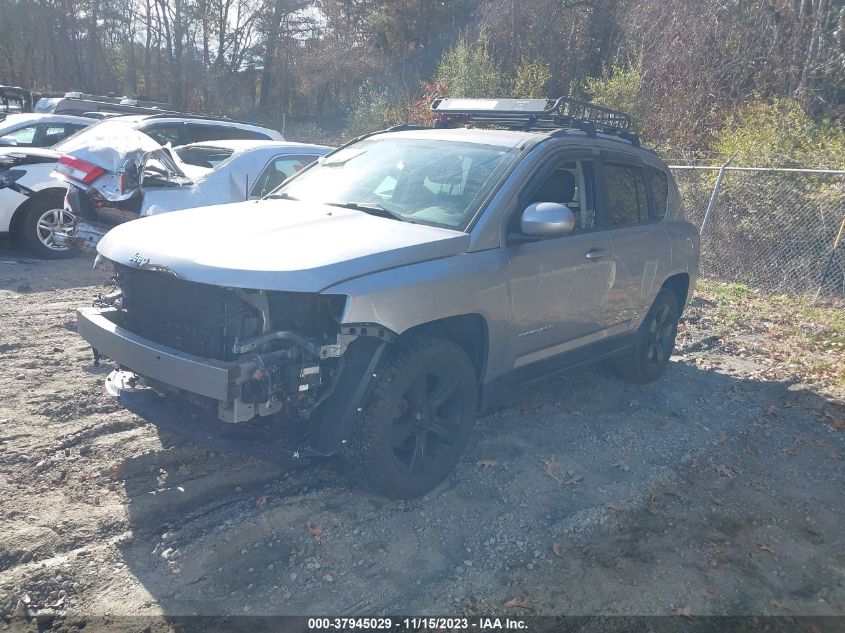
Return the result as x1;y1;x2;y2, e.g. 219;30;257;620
1;250;844;632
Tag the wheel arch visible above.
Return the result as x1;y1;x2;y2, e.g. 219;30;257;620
9;187;66;239
400;313;490;385
661;272;690;313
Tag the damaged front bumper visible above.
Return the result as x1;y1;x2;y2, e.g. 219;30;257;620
76;306;389;452
78;307;239;401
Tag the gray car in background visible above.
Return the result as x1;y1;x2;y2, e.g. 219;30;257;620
75;97;700;499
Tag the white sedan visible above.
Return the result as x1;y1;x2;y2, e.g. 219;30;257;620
0;113;93;148
61;139;333;251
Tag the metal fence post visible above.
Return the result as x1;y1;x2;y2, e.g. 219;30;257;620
698;152;737;238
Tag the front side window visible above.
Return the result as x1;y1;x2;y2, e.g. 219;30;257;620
251;154;318;197
528;160;597;232
7;124;38;144
605;163;649;226
274;137;520;229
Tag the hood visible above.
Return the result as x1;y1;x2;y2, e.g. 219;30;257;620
97;200;470;292
58;127;159;172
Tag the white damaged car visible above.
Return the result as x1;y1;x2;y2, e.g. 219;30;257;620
59;137;332;251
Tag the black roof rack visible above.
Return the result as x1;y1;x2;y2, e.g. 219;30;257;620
430;96;640;147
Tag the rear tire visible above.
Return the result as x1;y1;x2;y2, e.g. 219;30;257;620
615;288;680;383
21;195;75;259
347;334;478;499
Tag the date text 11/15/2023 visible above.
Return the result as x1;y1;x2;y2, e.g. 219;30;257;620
307;617;528;630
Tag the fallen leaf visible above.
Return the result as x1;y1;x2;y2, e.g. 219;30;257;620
782;446;796;457
715;464;737;479
475;459;499;469
552;542;563;559
504;597;536;609
13;599;27;619
306;522;326;540
746;443;758;456
672;606;695;618
256;495;268;509
563;475;583;485
542;457;563;481
830;452;842;461
758;543;776;554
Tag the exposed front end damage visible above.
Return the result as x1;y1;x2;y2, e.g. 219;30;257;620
77;263;392;455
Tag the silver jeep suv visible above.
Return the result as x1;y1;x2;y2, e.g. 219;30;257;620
76;98;699;499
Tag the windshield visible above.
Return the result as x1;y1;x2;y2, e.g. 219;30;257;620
274;137;520;229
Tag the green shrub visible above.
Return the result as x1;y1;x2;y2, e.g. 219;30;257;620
435;32;508;97
343;83;409;139
714;98;845;167
513;56;550;99
578;63;645;127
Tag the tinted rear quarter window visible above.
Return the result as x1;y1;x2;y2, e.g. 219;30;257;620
187;124;265;143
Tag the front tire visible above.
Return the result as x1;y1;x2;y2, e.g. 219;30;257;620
21;196;75;259
347;335;478;499
615;288;680;383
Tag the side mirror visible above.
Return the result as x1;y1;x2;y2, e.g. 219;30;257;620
520;202;576;237
0;136;18;147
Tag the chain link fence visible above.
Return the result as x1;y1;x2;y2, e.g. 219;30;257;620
669;164;845;299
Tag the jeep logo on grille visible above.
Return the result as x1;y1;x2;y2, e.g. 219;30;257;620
129;252;150;266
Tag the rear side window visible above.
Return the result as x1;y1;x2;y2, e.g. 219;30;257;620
604;163;649;226
187;124;266;143
144;124;183;146
647;167;669;219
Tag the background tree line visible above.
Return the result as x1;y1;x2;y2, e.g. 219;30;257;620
0;0;843;160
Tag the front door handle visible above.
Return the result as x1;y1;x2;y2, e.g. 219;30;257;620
585;248;606;260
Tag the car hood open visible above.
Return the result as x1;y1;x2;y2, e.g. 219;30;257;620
97;200;471;292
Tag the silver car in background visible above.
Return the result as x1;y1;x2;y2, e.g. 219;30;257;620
75;97;700;499
59;138;332;251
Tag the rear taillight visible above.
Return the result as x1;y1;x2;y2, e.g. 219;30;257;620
55;155;105;185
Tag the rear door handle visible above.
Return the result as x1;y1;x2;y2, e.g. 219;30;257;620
585;248;605;260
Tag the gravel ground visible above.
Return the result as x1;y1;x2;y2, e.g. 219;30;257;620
0;250;843;633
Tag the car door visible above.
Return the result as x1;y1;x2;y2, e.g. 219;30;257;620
599;153;671;327
506;151;614;368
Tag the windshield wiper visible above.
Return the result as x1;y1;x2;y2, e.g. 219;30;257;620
326;201;411;223
267;191;299;200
